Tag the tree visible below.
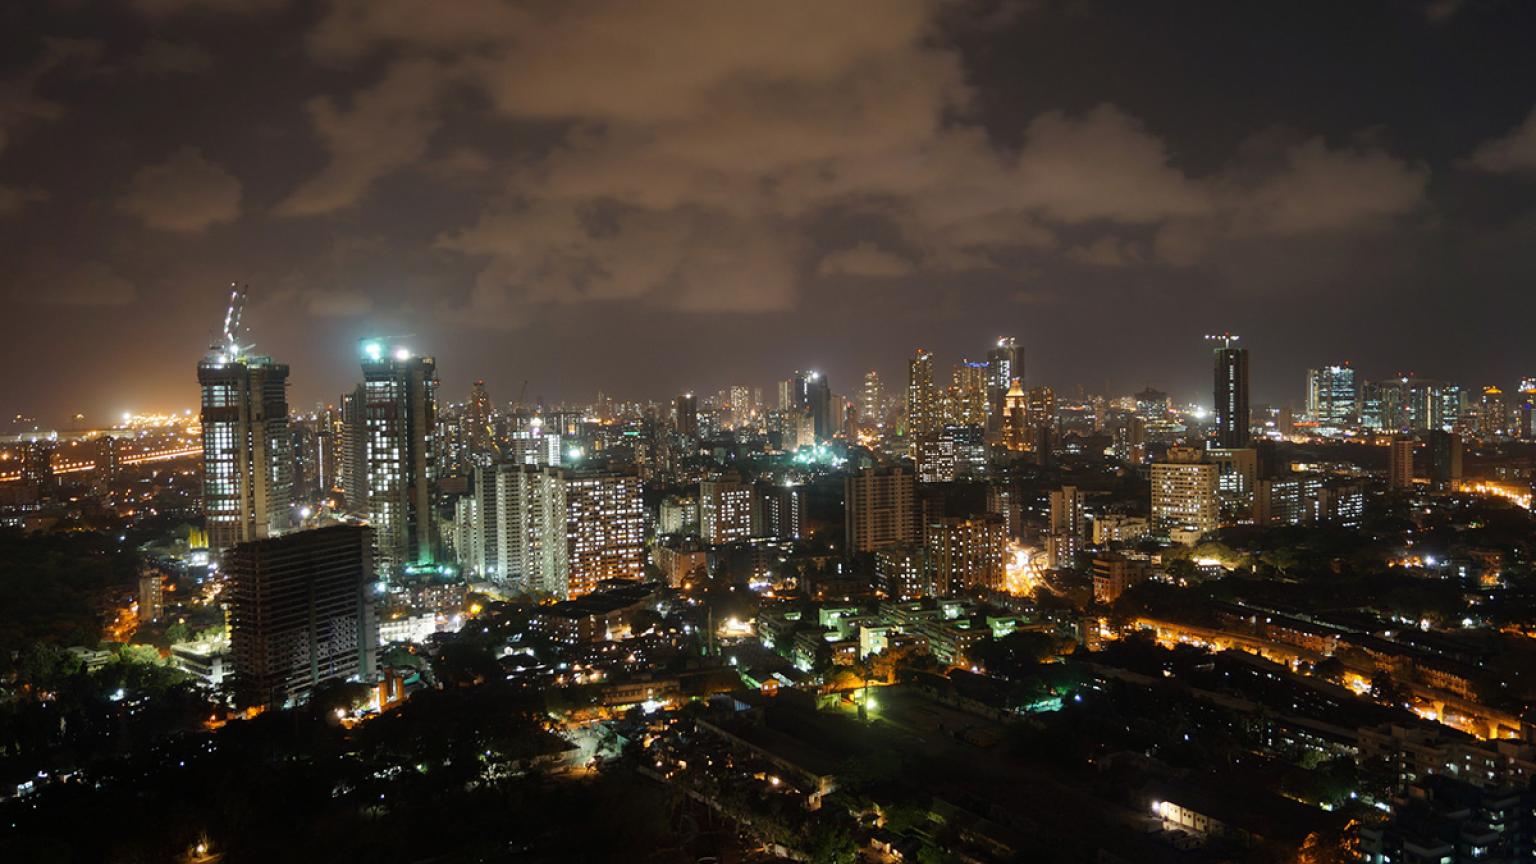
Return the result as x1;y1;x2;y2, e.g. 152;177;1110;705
804;820;858;864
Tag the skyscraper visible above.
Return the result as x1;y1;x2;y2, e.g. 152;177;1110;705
227;524;378;709
487;464;645;598
1480;386;1508;437
985;337;1021;438
700;474;753;545
948;361;988;427
1047;485;1085;569
906;349;939;455
360;340;438;581
1026;385;1056;432
198;285;293;559
338;385;366;511
1210;334;1250;448
803;372;833;442
1306;364;1356;429
860;371;883;423
675;392;699;438
464;379;498;465
1388;436;1415;490
845;465;918;554
1151;447;1219;536
1001;379;1028;450
925;515;1006;594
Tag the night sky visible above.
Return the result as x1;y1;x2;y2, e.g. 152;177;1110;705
3;0;1535;424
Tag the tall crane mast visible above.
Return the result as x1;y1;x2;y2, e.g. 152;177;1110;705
213;282;250;357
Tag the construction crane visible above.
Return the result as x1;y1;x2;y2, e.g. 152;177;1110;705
211;282;251;359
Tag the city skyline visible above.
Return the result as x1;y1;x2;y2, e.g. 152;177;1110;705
3;1;1536;421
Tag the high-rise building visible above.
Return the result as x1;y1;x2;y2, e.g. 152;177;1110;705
1001;379;1028;450
1388;436;1415;490
779;370;833;443
1047;485;1085;569
1135;387;1170;419
1151;447;1219;537
138;568;165;624
540;467;645;597
906;349;940;455
700;474;753;545
752;481;804;540
227;524;378;709
488;465;645;598
1480;386;1508;437
1026;385;1056;432
925;515;1006;594
198;285;293;559
876;546;928;600
1427;430;1463;491
728;385;753;428
1210;334;1250;448
674;392;699;438
464;379;498;465
360;340;438;581
1306;364;1356;429
804;372;833;442
860;371;884;423
947;361;988;427
339;385;367;511
985;337;1021;438
845;465;918;554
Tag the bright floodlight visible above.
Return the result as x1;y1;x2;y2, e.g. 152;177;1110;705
394;347;410;361
363;341;383;361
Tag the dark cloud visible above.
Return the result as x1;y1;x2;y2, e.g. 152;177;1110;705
0;0;1533;420
11;258;137;307
117;147;242;232
1466;106;1536;174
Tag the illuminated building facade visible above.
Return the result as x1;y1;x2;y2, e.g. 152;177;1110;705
985;337;1021;438
700;474;753;544
845;465;918;554
906;349;940;455
1305;364;1356;429
1001;379;1027;450
751;481;804;540
924;515;1006;594
1151;447;1219;536
360;341;438;581
1026;385;1056;433
876;545;928;600
1211;336;1250;448
860;371;883;423
198;349;293;559
946;361;988;427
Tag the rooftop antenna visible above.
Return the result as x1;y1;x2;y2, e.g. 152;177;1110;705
1203;332;1240;350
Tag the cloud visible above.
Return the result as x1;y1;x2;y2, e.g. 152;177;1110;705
0;185;49;216
0;39;98;159
1465;107;1536;175
818;242;915;277
118;147;242;232
129;40;215;77
10;259;137;307
1229;137;1428;235
305;290;373;317
1066;236;1144;268
280;0;1436;326
130;0;287;17
275;59;449;216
